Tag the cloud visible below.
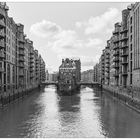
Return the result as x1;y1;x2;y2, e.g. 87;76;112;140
45;27;104;71
75;8;120;35
49;30;78;54
86;38;103;48
30;20;61;38
75;21;83;28
50;35;103;56
30;8;118;71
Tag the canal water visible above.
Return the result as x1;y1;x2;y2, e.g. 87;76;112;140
0;85;140;138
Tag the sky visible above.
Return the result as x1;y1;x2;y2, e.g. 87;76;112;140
7;2;130;73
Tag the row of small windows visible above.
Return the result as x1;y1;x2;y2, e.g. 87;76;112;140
134;6;140;69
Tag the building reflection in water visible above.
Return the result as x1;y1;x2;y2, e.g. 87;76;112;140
79;86;105;137
1;85;140;137
56;90;82;137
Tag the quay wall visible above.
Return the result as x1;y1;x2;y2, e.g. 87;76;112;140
0;84;45;106
102;85;140;112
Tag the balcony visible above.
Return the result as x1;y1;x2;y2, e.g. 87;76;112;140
120;28;128;34
121;43;128;49
19;45;24;49
113;37;119;43
0;31;5;39
120;36;128;41
19;71;24;77
19;36;25;44
19;63;24;68
122;71;128;76
105;69;109;73
113;51;119;56
30;73;34;78
0;51;4;58
106;52;109;55
19;56;24;62
19;50;25;56
36;62;39;65
106;76;110;79
113;64;119;68
35;66;39;70
106;55;109;59
113;29;119;35
106;61;109;65
102;61;105;64
30;51;34;55
113;45;119;50
121;60;128;65
113;72;119;77
101;57;105;61
121;51;128;57
113;57;119;62
30;55;34;59
30;63;34;68
106;65;109;69
5;5;9;11
36;60;39;63
30;67;34;72
30;60;34;64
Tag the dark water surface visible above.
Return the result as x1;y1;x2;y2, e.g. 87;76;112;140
0;85;140;138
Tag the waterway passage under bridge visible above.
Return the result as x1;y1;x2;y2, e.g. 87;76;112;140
0;85;140;138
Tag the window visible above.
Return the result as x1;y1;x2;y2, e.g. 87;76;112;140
130;74;132;84
130;17;132;24
130;53;132;60
130;26;132;33
130;35;132;42
130;44;132;51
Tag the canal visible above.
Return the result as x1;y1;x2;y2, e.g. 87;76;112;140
0;85;140;138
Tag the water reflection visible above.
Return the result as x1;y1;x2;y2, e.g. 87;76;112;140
98;90;140;138
0;85;140;137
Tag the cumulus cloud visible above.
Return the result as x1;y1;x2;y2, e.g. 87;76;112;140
43;25;104;71
50;35;103;56
30;20;61;38
76;8;120;35
30;7;118;71
49;30;78;54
